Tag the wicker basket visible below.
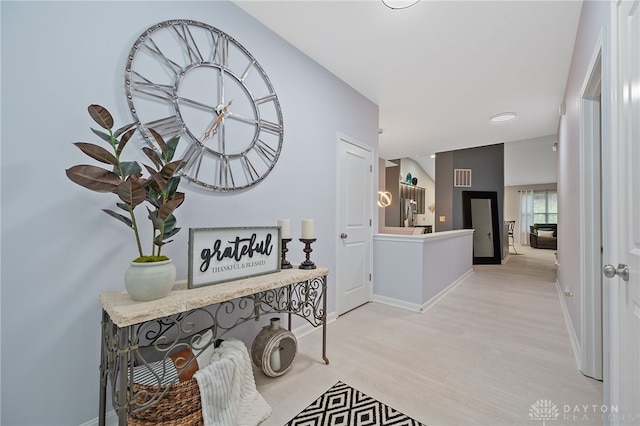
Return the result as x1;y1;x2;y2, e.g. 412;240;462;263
127;379;203;426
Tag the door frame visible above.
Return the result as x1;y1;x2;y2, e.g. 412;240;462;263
335;133;374;316
579;33;606;380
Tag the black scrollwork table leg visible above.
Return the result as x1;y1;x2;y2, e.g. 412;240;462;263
322;276;329;365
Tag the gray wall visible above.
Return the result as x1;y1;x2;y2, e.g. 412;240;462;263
435;144;504;250
0;2;378;424
384;164;401;226
435;151;454;231
557;0;610;352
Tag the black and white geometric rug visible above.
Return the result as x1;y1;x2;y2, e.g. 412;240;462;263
285;381;425;425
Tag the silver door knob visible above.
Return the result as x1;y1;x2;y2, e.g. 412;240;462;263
340;233;348;239
603;264;630;281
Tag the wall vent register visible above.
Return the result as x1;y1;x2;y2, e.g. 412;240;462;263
454;169;472;187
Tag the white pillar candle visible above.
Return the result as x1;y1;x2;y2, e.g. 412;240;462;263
277;219;290;239
270;345;281;371
301;219;315;239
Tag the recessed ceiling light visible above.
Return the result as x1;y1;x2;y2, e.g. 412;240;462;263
490;112;517;122
430;154;436;158
382;0;421;10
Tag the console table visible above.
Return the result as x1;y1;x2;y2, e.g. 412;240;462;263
98;267;329;426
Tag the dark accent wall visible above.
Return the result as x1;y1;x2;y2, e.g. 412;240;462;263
435;151;454;231
385;164;401;226
435;144;505;247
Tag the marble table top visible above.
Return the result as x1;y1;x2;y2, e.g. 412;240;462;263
100;266;328;327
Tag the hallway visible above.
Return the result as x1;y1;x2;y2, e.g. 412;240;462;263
257;245;603;425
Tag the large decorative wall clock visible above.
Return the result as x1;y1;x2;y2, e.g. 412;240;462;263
124;19;284;191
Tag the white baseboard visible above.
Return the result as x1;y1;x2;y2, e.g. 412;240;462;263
555;278;582;370
79;409;118;426
374;268;473;314
372;294;424;312
291;311;337;338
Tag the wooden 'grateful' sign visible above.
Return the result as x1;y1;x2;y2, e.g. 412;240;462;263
188;227;282;288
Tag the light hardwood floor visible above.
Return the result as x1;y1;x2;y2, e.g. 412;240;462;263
256;245;603;425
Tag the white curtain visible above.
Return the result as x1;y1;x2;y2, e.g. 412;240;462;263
519;190;534;245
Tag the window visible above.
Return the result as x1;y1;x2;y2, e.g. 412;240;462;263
533;191;557;224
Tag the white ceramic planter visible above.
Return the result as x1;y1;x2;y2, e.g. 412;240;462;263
124;259;176;302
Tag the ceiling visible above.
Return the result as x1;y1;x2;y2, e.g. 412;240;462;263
233;0;582;174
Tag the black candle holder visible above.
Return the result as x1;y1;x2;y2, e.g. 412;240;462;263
280;238;293;269
299;238;317;269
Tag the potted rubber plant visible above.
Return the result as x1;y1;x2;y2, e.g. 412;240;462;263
66;104;185;301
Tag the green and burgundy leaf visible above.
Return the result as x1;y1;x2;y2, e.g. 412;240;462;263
142;147;163;170
145;192;161;209
144;182;159;197
116;179;146;208
165;177;180;198
127;172;144;184
160;159;185;180
172;191;185;206
153;214;181;245
91;128;114;145
114;122;136;139
116;128;136;156
164;136;181;162
153;238;171;247
66;165;120;192
144;165;167;191
146;207;160;229
162;215;177;233
88;104;114;130
157;193;185;222
102;209;133;228
149;128;168;154
73;142;118;166
162;227;181;240
119;161;142;177
116;202;130;212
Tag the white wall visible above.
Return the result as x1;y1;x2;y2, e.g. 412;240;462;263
504;135;558;186
557;0;609;356
0;2;378;424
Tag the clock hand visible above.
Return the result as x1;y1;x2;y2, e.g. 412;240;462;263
204;100;233;139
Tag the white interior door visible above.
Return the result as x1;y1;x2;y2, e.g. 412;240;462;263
336;136;373;315
606;0;640;422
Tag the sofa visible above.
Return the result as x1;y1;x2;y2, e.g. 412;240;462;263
529;223;557;249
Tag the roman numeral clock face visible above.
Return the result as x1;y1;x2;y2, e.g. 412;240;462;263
124;20;283;191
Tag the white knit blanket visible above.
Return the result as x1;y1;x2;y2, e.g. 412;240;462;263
193;338;271;426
